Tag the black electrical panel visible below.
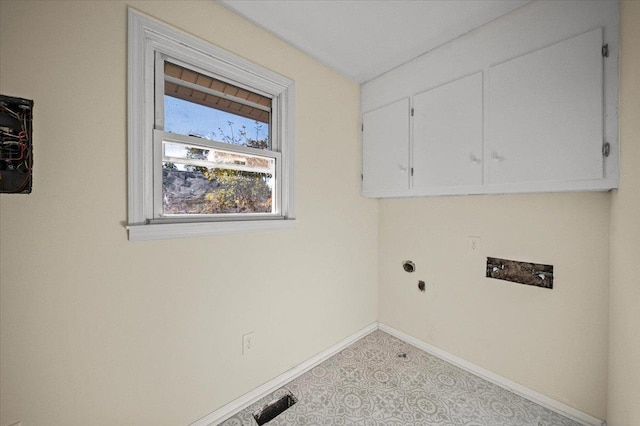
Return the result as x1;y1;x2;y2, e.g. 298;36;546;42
0;94;33;193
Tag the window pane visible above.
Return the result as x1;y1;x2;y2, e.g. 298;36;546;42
164;96;270;149
162;142;275;215
163;61;271;150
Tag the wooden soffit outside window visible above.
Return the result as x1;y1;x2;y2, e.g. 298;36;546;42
164;62;271;124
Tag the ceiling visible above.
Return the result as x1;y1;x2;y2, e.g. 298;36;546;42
218;0;531;83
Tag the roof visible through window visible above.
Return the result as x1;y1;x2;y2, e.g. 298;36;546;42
164;61;271;123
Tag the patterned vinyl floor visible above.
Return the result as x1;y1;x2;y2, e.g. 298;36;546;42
217;330;583;426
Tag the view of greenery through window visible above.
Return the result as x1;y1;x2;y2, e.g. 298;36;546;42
162;95;273;215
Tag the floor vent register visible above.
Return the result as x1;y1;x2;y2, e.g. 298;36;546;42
252;391;298;425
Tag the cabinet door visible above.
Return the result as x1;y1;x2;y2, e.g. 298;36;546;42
488;28;604;185
413;72;483;190
362;98;410;195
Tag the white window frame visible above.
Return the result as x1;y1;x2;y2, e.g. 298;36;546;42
127;9;295;241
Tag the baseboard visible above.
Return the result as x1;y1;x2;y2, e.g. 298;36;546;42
378;322;606;426
190;321;605;426
190;322;378;426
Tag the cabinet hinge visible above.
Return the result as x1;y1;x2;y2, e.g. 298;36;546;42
410;167;414;176
361;173;364;181
411;108;414;116
361;123;363;131
602;142;610;157
602;44;609;58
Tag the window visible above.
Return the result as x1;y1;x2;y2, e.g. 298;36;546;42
127;10;295;241
158;60;278;217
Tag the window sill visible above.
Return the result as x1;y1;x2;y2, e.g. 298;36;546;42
127;219;295;241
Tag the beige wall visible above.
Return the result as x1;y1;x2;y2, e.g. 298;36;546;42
608;1;640;425
378;193;610;418
0;1;378;425
2;1;639;425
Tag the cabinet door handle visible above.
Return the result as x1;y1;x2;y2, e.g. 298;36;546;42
492;151;504;162
470;154;481;164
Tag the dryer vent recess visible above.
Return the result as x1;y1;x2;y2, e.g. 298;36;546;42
402;261;415;273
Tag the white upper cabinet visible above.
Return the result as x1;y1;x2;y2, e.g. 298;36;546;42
362;98;410;195
360;1;618;198
488;28;604;186
413;72;483;190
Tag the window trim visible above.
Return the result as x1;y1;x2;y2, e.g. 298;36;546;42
127;9;295;241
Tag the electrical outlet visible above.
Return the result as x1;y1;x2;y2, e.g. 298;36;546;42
242;332;254;355
468;236;481;254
